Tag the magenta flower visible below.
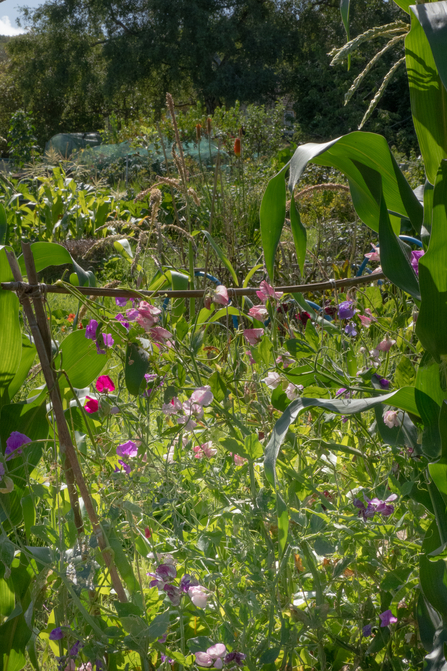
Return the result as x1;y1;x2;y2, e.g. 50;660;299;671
345;322;357;337
162;397;182;416
85;319;98;340
49;627;64;640
358;314;372;328
156;564;177;581
116;441;138;458
115;297;128;307
369;494;398;517
84;397;99;414
126;308;139;321
224;652;246;667
338;301;355;319
149;326;172;344
410;250;424;275
379;377;390;389
244;328;264;346
248;305;268;320
379;610;397;627
194;442;217;459
5;432;31;458
136;301;162;330
96;375;115;392
117;459;132;474
256;280;283;303
115;313;130;329
190;386;214;406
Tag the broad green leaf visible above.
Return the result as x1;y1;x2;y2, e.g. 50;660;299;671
7;335;36;402
285;338;316;359
0;248;21;408
259;167;287;279
440;401;447;460
429;460;447;497
420;522;447;619
406;13;447;184
288;132;422;235
416;591;440;653
411;2;447;91
125;342;149;395
166;270;189;317
244;434;264;460
114;238;133;260
208;307;242;323
393;0;411;12
201;231;238;286
55;330;107;388
107;526;142;601
378;192;421;301
264;387;422;486
17;241;94;287
276;492;288;555
0;605;32;671
417;161;447;359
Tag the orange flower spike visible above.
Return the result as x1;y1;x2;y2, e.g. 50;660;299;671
234;137;241;157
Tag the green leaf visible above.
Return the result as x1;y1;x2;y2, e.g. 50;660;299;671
394;355;416;388
393;0;411;13
107;526;142;600
166;270;189;317
125;342;150;396
288;132;422;235
147;611;170;642
440;401;447;460
55;329;107;388
259;167;287;279
406;12;447;184
304;319;319;351
264;387;421;486
340;0;351;50
417;160;447;359
114;239;133;260
201;231;238;285
244;434;264;460
208;371;227;403
285;338;316;359
0;248;22;408
378;190;421;301
0;605;32;671
7;335;36;402
17;241;94;287
416;591;441;653
410;2;447;92
0;205;8;245
289;190;307;276
276;492;288;555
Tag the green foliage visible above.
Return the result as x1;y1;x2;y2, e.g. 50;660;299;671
7;111;39;167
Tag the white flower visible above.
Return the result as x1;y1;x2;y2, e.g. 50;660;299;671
261;372;281;389
383;410;400;428
285;383;303;400
188;585;210;608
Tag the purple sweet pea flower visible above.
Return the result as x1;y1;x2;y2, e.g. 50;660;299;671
410;250;424;275
379;377;390;389
5;431;31;458
180;574;199;593
49;627;64;641
96;333;114;355
161;654;175;664
353;498;376;521
362;624;373;637
69;640;83;657
126;308;139;321
85;319;98;340
224;652;246;667
163;583;181;605
116;441;138;458
158;634;168;644
379;610;398;627
345;322;357;337
115;297;128;307
338;301;356;319
156;564;177;581
115;313;130;329
369;494;398;517
116;459;132;474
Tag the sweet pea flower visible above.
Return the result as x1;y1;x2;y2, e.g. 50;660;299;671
115;297;128;307
338;301;356;319
85;319;98;340
149;326;172;344
190;386;213;406
78;664;92;671
256;280;283;303
126;308;139;321
116;459;132;474
224;652;246;667
261;371;281;390
164;583;181;605
96;375;115;392
276;355;294;369
64;662;76;671
96;333;114;355
195;644;227;669
212;285;229;306
233;454;247;466
84;397;99;414
379;610;398;627
378;377;390;389
156;563;177;581
246;350;255;364
5;432;31;458
188;584;210;608
0;463;5;481
244;328;264;346
410;250;424;275
358;314;372;328
160;654;174;665
162;398;183;416
369;494;398;517
183;399;204;420
297;311;311;326
364;244;380;261
177;416;198;431
248;305;268;320
362;624;373;637
285;383;303;400
115;313;130;329
377;335;396;352
354;498;376;521
383;410;400;428
145;527;152;539
49;627;64;640
194;442;217;458
136;301;162;329
345;322;357;337
116;441;138;458
180;574;199;592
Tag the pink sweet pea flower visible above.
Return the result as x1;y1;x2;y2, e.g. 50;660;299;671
358;314;372;328
248;305;268;320
383;410;400;428
411;250;424;275
379;610;398;627
244;328;264;346
188;585;210;608
177;416;198;431
84;397;99;413
96;375;115;392
162;397;183;415
136;301;162;329
194;442;217;459
149;326;172;344
256;280;283;303
183;399;204;420
261;372;281;389
364;244;380;261
233;454;247;466
377;335;396;352
190;386;214;406
212;285;229;306
246;350;255;365
285;383;303;400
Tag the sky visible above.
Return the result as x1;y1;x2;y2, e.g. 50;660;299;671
0;0;42;35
